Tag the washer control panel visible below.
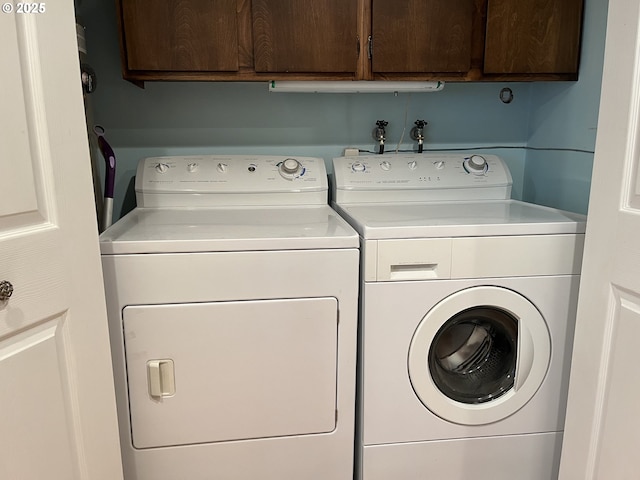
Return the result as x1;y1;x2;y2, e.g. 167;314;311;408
332;153;513;202
135;155;328;207
334;153;511;188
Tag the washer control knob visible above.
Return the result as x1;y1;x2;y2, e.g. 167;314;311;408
155;163;169;174
434;160;445;170
217;162;228;173
380;160;391;171
464;155;488;174
408;160;418;170
280;158;303;175
187;162;198;173
352;162;366;172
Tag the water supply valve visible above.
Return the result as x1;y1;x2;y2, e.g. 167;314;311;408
373;120;388;154
410;119;428;153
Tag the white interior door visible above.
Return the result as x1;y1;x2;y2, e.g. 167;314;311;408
559;0;640;478
0;2;123;479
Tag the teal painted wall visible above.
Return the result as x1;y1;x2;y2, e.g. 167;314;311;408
77;0;605;220
523;0;608;215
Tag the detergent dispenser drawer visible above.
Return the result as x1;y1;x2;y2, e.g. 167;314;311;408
123;297;338;449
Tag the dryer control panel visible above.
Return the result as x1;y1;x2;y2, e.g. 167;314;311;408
332;153;513;204
135;155;329;207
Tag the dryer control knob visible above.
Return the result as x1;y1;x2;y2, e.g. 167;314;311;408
187;162;198;172
278;158;305;179
380;160;391;171
352;162;366;172
217;162;228;173
155;163;169;174
408;160;418;170
280;158;303;175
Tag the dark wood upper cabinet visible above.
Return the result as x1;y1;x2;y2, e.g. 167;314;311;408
115;0;584;83
252;0;358;73
484;0;584;75
120;0;239;72
372;0;474;75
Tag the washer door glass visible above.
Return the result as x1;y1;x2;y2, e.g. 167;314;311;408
408;286;551;425
429;307;517;404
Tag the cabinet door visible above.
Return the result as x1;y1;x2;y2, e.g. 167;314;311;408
484;0;583;74
252;0;358;73
120;0;239;71
371;0;473;74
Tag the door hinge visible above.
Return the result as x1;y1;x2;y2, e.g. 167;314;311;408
367;35;373;60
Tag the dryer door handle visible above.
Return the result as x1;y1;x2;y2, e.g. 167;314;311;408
147;359;176;398
514;323;535;391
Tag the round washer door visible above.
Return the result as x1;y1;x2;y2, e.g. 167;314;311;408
408;286;550;425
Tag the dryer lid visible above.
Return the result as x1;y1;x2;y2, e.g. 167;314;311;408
99;205;359;254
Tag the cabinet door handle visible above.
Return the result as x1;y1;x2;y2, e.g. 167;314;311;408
367;35;373;59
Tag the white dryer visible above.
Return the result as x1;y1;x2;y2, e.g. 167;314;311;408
100;155;359;480
331;153;586;480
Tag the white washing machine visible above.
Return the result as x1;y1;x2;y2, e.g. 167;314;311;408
100;155;359;480
331;153;586;480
